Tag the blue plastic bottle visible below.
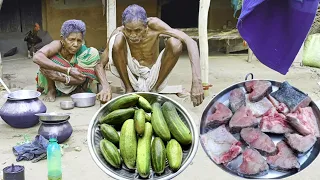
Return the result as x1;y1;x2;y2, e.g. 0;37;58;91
47;137;62;180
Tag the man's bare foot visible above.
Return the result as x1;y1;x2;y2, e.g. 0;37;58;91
43;90;56;102
150;88;158;93
125;88;134;93
176;88;190;98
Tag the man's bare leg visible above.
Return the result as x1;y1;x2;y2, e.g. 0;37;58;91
152;37;183;91
40;69;57;102
112;34;134;93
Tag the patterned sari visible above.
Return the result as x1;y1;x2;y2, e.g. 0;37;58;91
36;45;100;96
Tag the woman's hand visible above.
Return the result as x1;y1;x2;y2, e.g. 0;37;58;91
69;67;86;81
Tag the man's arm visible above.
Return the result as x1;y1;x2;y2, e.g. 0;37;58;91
33;40;68;74
94;62;110;91
96;27;122;91
99;27;123;68
149;18;201;83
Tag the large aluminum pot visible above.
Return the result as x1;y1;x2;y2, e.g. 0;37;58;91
87;92;199;180
0;90;47;128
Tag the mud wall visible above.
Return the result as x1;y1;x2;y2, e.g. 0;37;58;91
43;0;106;50
43;0;158;50
208;0;239;30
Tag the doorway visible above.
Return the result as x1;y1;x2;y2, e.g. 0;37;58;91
0;0;42;33
161;0;199;28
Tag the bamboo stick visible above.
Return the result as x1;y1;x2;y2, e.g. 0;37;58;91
198;0;211;97
106;0;116;40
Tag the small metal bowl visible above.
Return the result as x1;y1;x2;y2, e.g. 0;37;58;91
71;93;96;108
60;101;75;110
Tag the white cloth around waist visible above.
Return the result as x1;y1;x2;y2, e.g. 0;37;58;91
107;32;168;92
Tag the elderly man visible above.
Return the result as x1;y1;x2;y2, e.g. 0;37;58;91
33;20;112;103
101;4;204;106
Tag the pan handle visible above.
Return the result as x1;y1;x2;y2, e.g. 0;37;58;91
245;73;254;81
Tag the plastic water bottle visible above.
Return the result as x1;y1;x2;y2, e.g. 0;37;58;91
47;137;62;180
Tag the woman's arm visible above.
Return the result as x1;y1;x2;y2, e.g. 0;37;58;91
34;40;86;81
33;40;69;74
40;68;85;85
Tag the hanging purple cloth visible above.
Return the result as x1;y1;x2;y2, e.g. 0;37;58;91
237;0;319;75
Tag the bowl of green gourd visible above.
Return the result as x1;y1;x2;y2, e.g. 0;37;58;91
87;92;199;180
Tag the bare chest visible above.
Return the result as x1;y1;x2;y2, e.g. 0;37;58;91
127;36;159;67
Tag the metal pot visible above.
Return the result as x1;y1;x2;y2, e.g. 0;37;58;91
2;164;25;180
0;90;47;128
38;119;73;144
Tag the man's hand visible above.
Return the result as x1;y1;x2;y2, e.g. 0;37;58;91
96;87;112;104
69;67;86;81
190;80;204;107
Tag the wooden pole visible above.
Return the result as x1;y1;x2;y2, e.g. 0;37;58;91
247;46;253;62
0;0;3;11
198;0;211;97
41;0;47;31
0;53;2;79
106;0;116;40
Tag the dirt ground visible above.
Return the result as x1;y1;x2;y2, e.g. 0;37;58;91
1;52;320;180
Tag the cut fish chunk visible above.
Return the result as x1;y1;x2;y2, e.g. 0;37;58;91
200;125;242;164
267;141;300;172
229;88;246;113
245;80;272;102
238;148;269;177
284;133;317;154
207;102;233;128
240;127;277;156
270;81;311;113
245;95;274;117
286;107;320;137
260;107;294;134
229;106;259;133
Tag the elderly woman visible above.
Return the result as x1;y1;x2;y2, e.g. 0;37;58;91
33;19;111;102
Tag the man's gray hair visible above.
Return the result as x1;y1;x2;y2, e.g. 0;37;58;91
60;19;86;39
122;4;147;26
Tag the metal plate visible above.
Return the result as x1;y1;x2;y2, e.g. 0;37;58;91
200;73;320;179
87;92;199;180
7;90;41;100
35;112;71;122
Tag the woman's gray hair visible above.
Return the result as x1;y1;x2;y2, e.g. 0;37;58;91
60;19;86;39
122;4;147;26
